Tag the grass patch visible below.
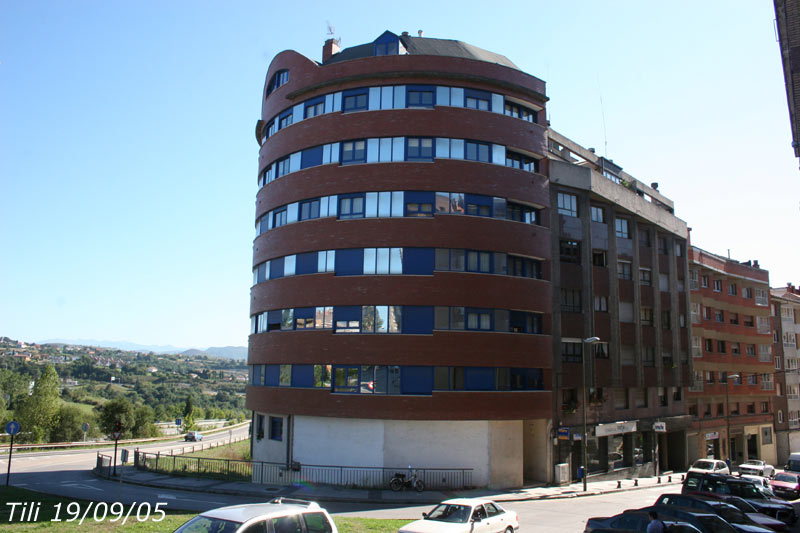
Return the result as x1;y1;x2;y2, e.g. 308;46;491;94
184;439;250;461
335;517;414;532
0;487;411;532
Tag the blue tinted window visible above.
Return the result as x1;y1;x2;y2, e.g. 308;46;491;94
295;252;318;275
402;248;434;275
335;248;364;276
464;89;491;111
301;146;324;169
304;97;325;118
465;194;492;217
278;109;293;129
401;366;433;395
406;137;434;161
464;367;494;390
406;85;435;107
269;257;284;279
291;365;314;388
267;69;289;96
252;365;262;385
338;194;365;219
465;141;490;162
341;140;367;164
265;365;280;386
342;89;368;112
402;306;433;334
404;191;434;217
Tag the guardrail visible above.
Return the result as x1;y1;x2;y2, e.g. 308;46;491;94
0;421;249;453
133;450;473;490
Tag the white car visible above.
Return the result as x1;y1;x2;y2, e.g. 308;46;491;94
688;459;730;475
399;498;519;533
173;497;337;533
738;459;775;478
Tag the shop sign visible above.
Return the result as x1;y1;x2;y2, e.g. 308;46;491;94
573;432;582;441
705;431;720;440
653;422;666;433
557;427;570;440
596;421;637;437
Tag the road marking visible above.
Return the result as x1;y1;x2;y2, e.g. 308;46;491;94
61;483;103;492
158;494;176;499
157;494;225;504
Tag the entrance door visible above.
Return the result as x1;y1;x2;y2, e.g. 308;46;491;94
747;434;758;460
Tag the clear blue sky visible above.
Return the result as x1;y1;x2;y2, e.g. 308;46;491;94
1;1;796;348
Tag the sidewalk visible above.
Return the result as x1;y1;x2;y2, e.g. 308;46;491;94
107;466;685;505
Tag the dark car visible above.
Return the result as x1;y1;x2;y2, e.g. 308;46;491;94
584;510;701;532
701;493;795;527
690;495;788;532
684;472;797;524
654;494;777;532
770;472;800;500
638;506;739;533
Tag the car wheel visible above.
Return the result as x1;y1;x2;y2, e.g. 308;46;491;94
505;528;513;533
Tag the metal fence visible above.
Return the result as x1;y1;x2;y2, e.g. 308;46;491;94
133;451;472;490
95;453;112;478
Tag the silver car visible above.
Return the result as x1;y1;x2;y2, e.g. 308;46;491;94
173;498;337;533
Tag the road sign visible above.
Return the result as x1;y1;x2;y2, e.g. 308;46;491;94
653;422;666;433
81;422;90;433
5;421;20;436
175;418;182;427
113;431;120;440
120;449;129;464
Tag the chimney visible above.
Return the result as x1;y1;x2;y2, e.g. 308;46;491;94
650;182;659;191
322;38;340;63
402;31;409;37
588;147;596;153
753;260;760;269
418;30;424;37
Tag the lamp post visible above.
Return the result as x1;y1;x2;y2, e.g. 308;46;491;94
582;336;601;491
725;373;740;464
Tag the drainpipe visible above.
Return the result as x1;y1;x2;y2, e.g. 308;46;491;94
286;415;293;468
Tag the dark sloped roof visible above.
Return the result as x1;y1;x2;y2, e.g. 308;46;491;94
323;32;519;70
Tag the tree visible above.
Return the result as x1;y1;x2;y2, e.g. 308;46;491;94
98;397;135;439
50;404;92;442
132;404;158;438
16;365;60;443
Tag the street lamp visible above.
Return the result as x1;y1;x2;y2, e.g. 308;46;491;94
725;373;740;464
582;336;601;491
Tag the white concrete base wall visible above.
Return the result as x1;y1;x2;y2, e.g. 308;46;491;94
293;416;385;467
789;431;800;457
251;413;535;487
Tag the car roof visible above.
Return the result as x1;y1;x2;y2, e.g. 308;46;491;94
439;498;496;506
201;501;322;523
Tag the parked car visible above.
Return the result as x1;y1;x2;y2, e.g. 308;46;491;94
683;472;797;524
637;506;739;533
654;494;777;532
702;493;796;527
185;431;203;442
739;475;774;497
691;494;789;532
398;498;519;533
783;452;800;473
173;497;337;533
737;460;775;478
689;459;730;475
770;472;800;501
584;510;700;532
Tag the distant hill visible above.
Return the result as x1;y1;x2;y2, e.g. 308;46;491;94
39;339;246;359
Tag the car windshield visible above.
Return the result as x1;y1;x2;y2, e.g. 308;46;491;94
715;506;747;524
692;460;715;469
174;516;242;533
730;483;762;499
425;504;470;523
774;473;798;483
697;515;737;533
742;460;761;466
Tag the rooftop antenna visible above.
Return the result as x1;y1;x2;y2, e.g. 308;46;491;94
326;21;334;37
597;74;608;158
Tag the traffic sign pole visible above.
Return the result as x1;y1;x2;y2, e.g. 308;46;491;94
113;435;119;476
6;434;13;486
5;421;20;487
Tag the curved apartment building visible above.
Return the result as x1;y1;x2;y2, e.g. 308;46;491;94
247;31;551;488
